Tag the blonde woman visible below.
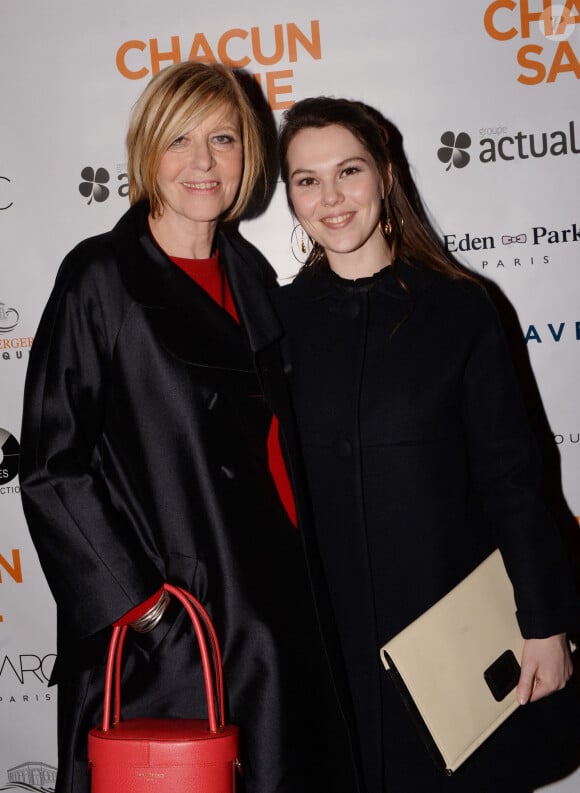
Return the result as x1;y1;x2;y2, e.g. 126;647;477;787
20;65;354;793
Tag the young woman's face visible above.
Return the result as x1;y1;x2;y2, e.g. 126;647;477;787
155;104;243;230
287;124;390;275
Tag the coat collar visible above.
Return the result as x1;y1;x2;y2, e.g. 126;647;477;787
112;202;282;370
284;258;437;303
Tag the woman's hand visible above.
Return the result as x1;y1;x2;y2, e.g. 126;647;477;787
516;634;573;705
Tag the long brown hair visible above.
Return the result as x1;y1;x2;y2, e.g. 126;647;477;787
279;96;472;281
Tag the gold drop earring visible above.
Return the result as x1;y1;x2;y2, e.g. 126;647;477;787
383;206;392;237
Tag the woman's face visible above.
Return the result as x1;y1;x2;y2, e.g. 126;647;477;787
155;104;243;230
287;124;390;275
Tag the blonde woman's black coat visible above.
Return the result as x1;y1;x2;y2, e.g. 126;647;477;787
267;262;580;793
19;202;360;793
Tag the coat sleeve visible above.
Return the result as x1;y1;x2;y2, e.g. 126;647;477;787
19;243;164;644
460;285;580;638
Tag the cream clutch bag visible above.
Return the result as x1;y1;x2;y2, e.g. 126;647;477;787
380;550;524;774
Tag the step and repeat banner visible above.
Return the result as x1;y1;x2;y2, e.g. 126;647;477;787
1;1;579;790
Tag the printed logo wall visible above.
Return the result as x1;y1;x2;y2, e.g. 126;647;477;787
1;2;579;790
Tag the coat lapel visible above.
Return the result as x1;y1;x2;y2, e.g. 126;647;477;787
219;228;284;354
113;204;254;371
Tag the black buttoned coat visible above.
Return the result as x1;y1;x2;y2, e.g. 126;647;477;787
268;261;580;792
19;202;360;793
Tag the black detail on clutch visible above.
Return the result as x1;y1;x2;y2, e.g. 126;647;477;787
483;649;521;702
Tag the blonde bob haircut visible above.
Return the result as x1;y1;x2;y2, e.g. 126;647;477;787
126;61;265;222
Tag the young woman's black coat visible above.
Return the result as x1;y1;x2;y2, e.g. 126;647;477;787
19;202;359;793
265;260;580;793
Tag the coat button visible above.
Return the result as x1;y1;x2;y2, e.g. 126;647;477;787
206;392;221;411
220;465;236;479
341;299;361;319
332;439;352;457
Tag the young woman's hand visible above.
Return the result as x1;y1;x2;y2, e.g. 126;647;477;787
516;634;573;704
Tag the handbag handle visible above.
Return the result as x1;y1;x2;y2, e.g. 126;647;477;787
101;584;226;734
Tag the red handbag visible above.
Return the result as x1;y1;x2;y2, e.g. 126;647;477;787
88;583;240;793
